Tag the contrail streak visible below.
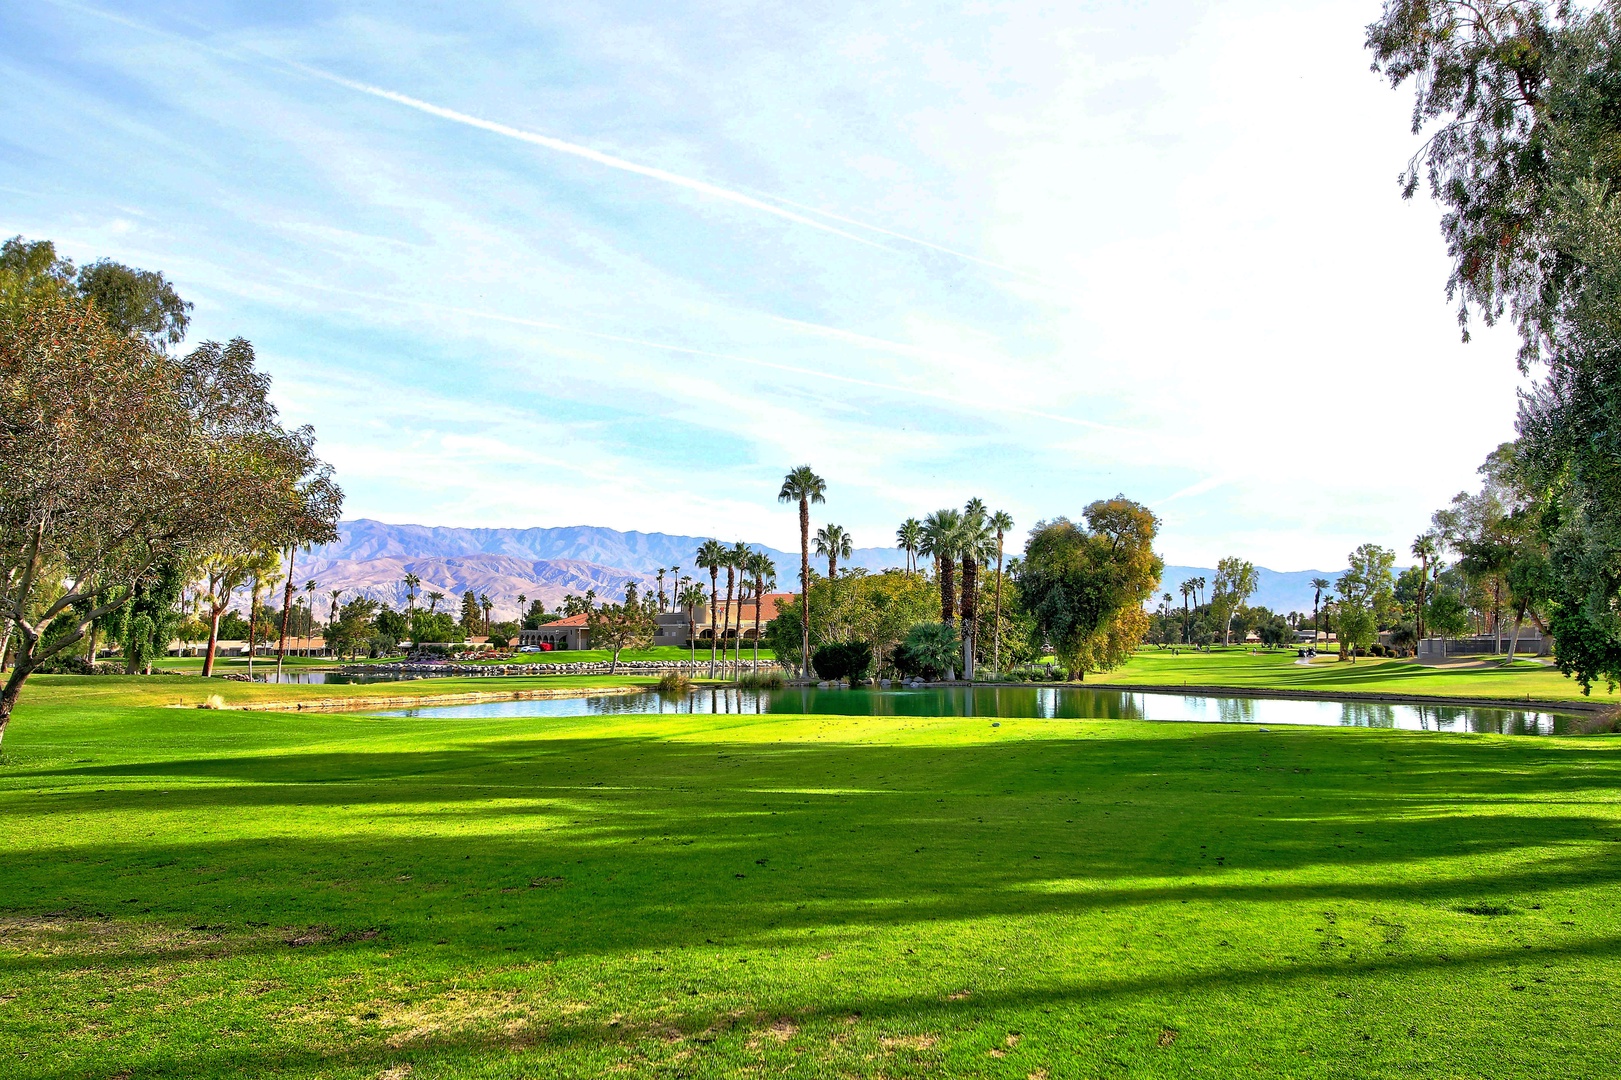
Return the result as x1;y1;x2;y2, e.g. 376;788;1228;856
290;65;905;252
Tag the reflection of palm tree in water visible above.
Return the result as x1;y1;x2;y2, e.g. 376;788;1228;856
1214;697;1257;725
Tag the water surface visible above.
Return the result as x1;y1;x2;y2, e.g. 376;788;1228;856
375;685;1587;735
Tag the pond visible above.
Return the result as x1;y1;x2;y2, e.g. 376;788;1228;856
241;671;433;685
373;685;1588;735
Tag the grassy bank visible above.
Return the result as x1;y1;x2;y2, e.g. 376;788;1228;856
1089;647;1621;705
13;673;679;711
2;684;1620;1077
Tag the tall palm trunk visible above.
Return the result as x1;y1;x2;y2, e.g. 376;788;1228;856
753;573;764;672
276;547;295;679
247;570;261;678
937;556;956;625
992;540;1005;676
708;568;720;679
960;554;978;680
799;498;811;678
721;567;736;679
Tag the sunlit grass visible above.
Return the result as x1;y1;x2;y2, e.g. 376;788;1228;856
1094;646;1619;704
3;683;1620;1077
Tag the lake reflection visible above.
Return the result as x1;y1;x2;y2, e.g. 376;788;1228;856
375;685;1585;735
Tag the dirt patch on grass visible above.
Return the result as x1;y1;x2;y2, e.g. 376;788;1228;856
880;1033;938;1051
285;925;383;947
0;913;275;959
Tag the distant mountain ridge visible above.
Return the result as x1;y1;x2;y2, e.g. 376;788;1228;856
313;519;908;576
295;522;1350;624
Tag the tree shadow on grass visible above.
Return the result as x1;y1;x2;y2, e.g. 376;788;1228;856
4;731;1621;969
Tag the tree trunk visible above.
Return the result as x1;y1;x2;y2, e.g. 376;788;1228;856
753;576;763;672
960;555;978;680
721;569;735;679
1505;611;1524;664
799;499;811;679
0;624;11;674
992;542;1005;677
202;606;222;678
277;547;296;678
0;661;30;747
610;645;620;675
247;573;261;679
708;570;719;679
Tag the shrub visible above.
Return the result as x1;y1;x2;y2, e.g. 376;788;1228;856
656;671;692;693
812;641;874;683
736;670;785;690
893;623;960;681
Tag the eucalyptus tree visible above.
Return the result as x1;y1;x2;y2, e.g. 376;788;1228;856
988;510;1014;674
777;466;827;678
0;289;340;724
896;518;923;574
695;538;728;677
1212;559;1258;646
1368;0;1621;687
815;524;853;581
1018;499;1164;679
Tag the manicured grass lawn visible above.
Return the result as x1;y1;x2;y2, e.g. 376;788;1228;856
27;673;681;710
1092;646;1621;705
3;679;1621;1077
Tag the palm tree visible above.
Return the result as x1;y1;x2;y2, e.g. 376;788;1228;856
778;465;827;678
656;568;667;612
920;508;962;628
1194;576;1206;610
1179;579;1195;644
327;589;343;656
403;572;421;614
426;590;444;615
897;518;923;574
303;579;318;655
478;593;493;635
696;539;727;678
988;509;1014;675
1410;533;1437;643
678;582;707;669
1309;577;1332;645
815;524;853;581
748;551;777;672
958;501;995;680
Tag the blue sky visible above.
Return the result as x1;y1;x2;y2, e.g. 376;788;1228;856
1;1;1529;568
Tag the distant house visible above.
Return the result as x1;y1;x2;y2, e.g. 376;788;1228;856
516;595;792;651
520;614;590;651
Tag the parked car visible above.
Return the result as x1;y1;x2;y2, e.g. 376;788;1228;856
518;645;541;653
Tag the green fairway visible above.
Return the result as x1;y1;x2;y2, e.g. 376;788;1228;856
4;680;1621;1078
1093;646;1621;705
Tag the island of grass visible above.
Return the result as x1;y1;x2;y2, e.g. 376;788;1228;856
1085;646;1621;708
3;674;1620;1078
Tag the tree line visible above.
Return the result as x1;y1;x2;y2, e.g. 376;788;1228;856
0;236;342;743
1367;1;1621;690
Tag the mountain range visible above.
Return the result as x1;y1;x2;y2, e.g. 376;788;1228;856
291;520;907;621
281;521;1348;622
